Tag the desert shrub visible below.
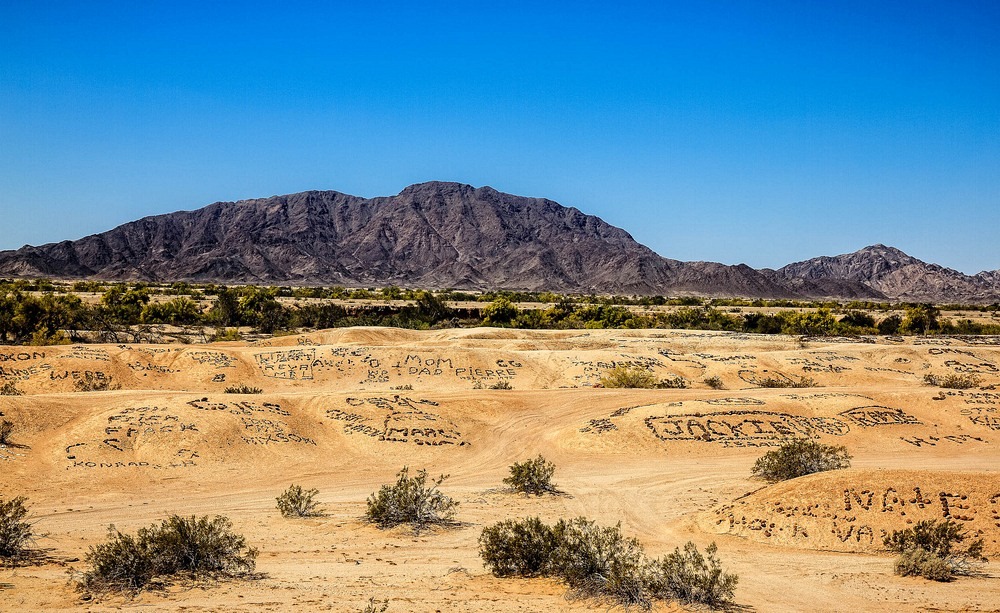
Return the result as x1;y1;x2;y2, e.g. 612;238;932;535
0;381;23;396
73;373;121;392
479;516;738;609
488;380;513;390
703;376;724;390
0;420;13;446
390;384;413;390
884;519;987;581
751;438;851;482
0;496;33;560
549;517;651;608
478;517;559;577
80;515;257;593
600;365;657;389
893;548;954;581
224;384;263;394
276;485;322;518
923;373;980;389
362;597;389;613
647;541;738;607
756;375;817;388
655;376;688;389
211;327;241;342
503;455;557;496
365;467;457;530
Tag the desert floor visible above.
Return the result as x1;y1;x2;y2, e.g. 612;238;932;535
1;327;999;611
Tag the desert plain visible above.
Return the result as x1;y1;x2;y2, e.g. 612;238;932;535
1;326;999;611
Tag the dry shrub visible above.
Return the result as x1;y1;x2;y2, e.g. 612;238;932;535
488;380;513;390
0;496;33;562
884;519;987;581
703;376;725;390
365;467;457;531
757;375;817;388
503;455;557;496
80;515;257;593
224;384;263;394
0;382;23;396
751;438;851;482
923;373;980;389
276;485;322;518
478;516;737;610
600;365;657;389
73;373;121;392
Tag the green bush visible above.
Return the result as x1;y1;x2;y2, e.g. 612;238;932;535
0;496;33;561
224;384;263;394
503;455;557;496
276;485;322;518
884;519;986;581
923;373;980;389
751;439;851;482
599;365;657;389
478;517;558;578
478;516;737;609
365;467;457;530
80;515;257;593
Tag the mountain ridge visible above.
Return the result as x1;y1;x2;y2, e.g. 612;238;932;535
0;182;995;302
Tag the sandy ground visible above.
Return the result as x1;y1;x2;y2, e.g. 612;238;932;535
2;327;999;611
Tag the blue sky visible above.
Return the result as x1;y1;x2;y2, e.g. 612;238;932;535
1;1;998;273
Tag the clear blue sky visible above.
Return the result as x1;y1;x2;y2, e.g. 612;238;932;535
2;1;998;273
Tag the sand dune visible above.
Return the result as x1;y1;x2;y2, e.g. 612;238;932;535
2;328;999;611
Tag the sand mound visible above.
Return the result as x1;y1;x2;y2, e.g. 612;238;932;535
703;469;1000;555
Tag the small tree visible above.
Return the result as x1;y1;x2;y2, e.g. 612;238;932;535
751;439;851;482
365;467;457;531
0;496;33;561
884;520;987;581
600;365;657;389
503;455;557;496
276;485;322;518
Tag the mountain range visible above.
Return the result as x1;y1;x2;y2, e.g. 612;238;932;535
0;181;996;303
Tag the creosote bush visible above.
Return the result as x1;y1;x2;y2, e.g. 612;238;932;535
655;376;688;389
884;519;987;581
923;373;980;389
751;438;851;482
599;365;658;389
0;496;34;561
703;376;725;390
362;597;389;613
0;381;23;396
276;485;322;518
503;455;557;496
73;373;121;392
365;467;457;531
224;384;263;394
0;420;14;446
80;514;257;593
756;375;817;388
488;380;513;390
478;516;737;609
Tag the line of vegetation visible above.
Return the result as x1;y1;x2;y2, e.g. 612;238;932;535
2;279;999;345
224;384;263;394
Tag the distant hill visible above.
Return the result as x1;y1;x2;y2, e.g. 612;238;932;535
0;182;994;302
771;244;1000;303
